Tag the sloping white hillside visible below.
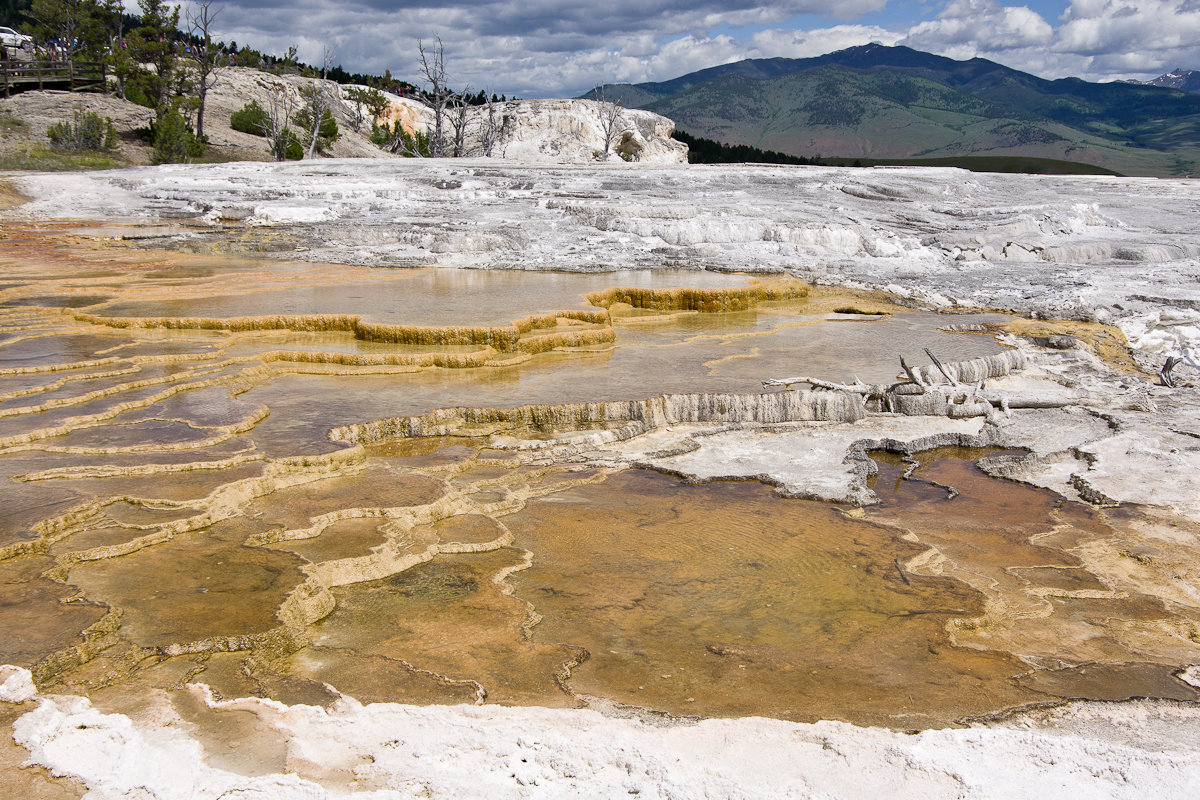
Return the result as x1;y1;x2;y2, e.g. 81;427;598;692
0;67;687;164
9;161;1197;358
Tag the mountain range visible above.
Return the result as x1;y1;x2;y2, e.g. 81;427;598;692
597;44;1200;177
1143;69;1200;93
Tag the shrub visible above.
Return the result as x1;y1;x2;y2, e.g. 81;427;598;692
273;128;304;161
230;100;270;136
150;107;204;164
0;110;25;133
46;107;118;152
370;121;430;157
123;84;156;110
295;107;339;154
345;86;388;131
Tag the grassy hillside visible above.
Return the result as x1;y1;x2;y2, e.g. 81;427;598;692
609;45;1200;177
671;129;1119;175
827;154;1121;175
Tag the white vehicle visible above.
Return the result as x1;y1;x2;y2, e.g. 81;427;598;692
0;26;34;52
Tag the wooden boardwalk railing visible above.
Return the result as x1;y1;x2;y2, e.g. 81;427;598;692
1;61;106;97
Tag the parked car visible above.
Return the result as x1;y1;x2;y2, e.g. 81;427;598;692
0;27;34;52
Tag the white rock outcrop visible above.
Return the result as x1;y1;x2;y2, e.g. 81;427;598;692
378;95;688;163
212;70;686;164
10;677;1200;800
0;665;36;703
482;99;687;163
2;66;687;165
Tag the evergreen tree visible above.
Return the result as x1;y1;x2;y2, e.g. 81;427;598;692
295;104;338;155
128;0;179;113
1;0;34;29
149;102;202;163
26;0;107;61
185;0;222;140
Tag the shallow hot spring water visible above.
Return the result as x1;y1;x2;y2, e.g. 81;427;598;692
1;231;1197;761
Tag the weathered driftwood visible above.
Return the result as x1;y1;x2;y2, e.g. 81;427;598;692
899;355;928;389
923;347;958;386
764;349;1073;420
1161;350;1199;387
762;376;883;394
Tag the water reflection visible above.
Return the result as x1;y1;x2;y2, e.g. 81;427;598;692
3;229;1194;735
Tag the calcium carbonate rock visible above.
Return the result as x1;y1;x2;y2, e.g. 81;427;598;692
332;389;865;445
481;99;687;163
0;665;36;703
163;67;686;165
368;95;687;164
908;350;1027;385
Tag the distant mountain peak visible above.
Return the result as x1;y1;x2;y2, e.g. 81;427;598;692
606;44;1200;177
1146;68;1200;92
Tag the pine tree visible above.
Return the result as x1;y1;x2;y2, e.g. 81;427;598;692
129;0;179;114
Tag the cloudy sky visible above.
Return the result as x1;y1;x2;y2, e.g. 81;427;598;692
169;0;1200;97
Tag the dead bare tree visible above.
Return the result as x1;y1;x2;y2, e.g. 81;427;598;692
346;86;387;133
386;125;430;157
301;47;337;159
263;83;296;161
591;86;624;161
186;0;224;141
447;87;472;157
417;36;449;157
762;349;1056;420
477;95;503;157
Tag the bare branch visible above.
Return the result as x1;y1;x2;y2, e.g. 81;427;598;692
899;355;927;390
1161;348;1200;387
590;86;624;161
761;376;883;394
186;0;225;140
447;86;471;157
478;94;503;157
263;83;296;161
923;347;961;386
302;47;337;159
417;36;449;157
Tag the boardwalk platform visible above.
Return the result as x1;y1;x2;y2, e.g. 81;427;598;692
1;61;106;97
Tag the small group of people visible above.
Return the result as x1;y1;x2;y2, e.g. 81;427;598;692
36;39;76;61
0;44;29;63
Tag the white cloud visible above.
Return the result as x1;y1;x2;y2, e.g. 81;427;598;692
886;0;1200;81
176;0;1200;97
902;0;1053;52
751;25;902;58
1056;1;1200;66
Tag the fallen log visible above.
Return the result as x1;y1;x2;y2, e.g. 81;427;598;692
761;376;883;394
764;349;1074;420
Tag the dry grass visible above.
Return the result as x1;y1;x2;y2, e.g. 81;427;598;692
987;317;1142;373
0;142;126;172
804;285;915;315
586;280;809;313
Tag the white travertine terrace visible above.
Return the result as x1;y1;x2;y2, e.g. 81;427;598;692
9;161;1200;359
4;161;1200;799
4;668;1199;800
